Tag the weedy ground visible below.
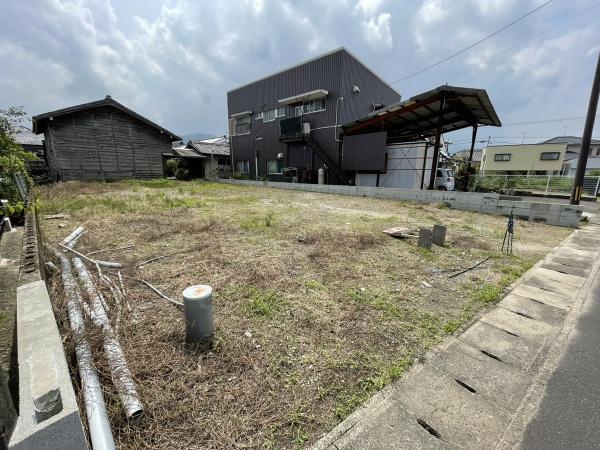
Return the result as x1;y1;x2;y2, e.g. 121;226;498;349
37;179;570;449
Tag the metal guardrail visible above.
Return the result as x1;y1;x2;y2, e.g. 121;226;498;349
11;173;29;205
469;174;600;196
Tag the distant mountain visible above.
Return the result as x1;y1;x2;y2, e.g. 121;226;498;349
179;132;216;142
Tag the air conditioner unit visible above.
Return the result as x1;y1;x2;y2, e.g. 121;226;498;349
302;123;311;135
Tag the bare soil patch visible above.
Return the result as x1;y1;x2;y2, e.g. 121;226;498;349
37;180;571;449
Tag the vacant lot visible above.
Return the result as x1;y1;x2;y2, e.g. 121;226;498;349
37;180;570;449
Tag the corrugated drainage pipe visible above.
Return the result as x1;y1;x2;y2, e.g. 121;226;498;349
72;257;144;422
54;250;116;450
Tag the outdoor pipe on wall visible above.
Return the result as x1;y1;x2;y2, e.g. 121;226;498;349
334;97;344;143
53;249;116;450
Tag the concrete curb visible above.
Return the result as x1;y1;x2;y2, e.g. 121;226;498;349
8;210;87;450
217;180;583;228
308;222;599;449
497;221;600;449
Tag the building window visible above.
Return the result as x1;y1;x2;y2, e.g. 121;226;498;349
540;152;560;160
255;112;263;120
266;159;283;174
262;108;285;122
494;153;511;161
264;109;276;122
295;99;326;116
217;157;230;166
236;160;250;174
231;115;250;136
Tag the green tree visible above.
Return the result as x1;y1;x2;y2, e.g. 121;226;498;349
0;106;35;214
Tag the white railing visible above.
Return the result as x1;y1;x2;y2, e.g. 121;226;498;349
469;174;600;196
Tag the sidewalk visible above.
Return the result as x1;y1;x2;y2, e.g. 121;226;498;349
311;220;600;450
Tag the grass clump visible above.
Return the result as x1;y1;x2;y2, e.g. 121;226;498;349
335;357;413;420
244;288;285;318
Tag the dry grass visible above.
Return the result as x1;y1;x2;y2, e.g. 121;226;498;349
37;180;571;449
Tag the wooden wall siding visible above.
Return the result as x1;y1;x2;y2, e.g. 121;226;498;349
43;105;173;181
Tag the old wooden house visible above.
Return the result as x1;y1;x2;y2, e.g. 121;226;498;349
32;96;180;181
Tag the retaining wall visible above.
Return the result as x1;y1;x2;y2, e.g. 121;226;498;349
9;212;87;450
218;180;583;228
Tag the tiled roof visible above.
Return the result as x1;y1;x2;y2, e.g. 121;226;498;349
14;126;43;146
187;140;230;156
453;148;482;162
541;136;600;145
173;147;206;159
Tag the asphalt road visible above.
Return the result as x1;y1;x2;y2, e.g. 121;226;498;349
521;271;600;449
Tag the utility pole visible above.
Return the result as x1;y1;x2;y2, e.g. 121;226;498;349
571;51;600;205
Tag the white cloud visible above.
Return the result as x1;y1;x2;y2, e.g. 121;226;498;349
418;0;447;23
362;12;393;49
354;0;386;16
511;31;580;81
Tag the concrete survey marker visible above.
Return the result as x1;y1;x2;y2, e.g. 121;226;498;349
458;321;546;373
511;283;573;311
397;366;511;450
500;294;567;327
431;340;532;412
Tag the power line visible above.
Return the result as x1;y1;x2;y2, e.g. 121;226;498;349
390;0;555;84
502;115;600;127
438;1;600;85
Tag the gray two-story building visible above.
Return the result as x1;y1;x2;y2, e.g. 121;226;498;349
227;48;400;184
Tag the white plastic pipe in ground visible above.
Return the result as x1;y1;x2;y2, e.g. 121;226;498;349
72;257;144;422
62;226;85;248
54;250;116;450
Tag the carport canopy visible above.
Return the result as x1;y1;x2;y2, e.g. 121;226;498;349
343;85;501;189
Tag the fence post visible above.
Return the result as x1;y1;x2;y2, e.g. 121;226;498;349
545;175;551;195
595;176;600;197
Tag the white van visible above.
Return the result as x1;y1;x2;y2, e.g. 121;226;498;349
435;168;455;191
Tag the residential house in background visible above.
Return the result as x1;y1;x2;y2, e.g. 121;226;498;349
480;143;568;175
14;126;48;180
452;148;483;171
32;96;180;181
543;136;600;176
185;139;231;178
227;47;400;184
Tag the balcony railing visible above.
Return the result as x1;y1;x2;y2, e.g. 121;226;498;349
279;117;306;142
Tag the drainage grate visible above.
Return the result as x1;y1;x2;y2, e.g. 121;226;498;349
455;379;477;393
513;311;535;320
527;298;546;305
416;418;442;439
480;350;503;362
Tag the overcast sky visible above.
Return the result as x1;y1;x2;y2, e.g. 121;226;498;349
1;0;599;149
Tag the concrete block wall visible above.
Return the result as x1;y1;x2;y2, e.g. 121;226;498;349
219;180;583;227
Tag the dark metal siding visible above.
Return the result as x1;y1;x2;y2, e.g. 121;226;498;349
227;49;399;182
342;131;387;171
44;105;173;181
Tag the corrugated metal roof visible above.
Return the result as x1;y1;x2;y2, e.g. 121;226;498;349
187;141;230;156
343;85;501;143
